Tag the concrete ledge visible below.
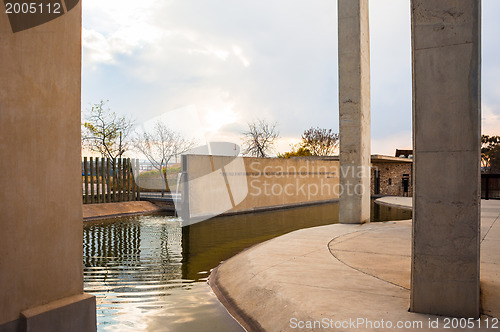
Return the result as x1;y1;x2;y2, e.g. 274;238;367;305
375;196;412;210
83;201;163;221
210;267;264;332
21;293;96;332
192;199;340;221
211;200;500;331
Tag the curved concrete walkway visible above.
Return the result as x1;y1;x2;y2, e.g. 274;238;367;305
210;198;500;331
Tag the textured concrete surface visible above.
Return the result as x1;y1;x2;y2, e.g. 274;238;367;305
0;1;96;330
82;201;162;221
184;155;340;220
411;0;482;318
338;0;371;224
21;294;96;332
212;198;500;331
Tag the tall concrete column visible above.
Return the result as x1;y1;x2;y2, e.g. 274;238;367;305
411;1;481;318
1;2;96;331
338;0;371;224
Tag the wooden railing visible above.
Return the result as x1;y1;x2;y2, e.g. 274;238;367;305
82;157;140;204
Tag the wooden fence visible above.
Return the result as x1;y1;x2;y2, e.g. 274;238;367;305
82;157;140;204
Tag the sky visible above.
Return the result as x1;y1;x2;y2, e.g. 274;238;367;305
82;0;500;157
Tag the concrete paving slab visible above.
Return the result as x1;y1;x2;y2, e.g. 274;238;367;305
481;239;500;264
211;198;500;331
480;263;500;318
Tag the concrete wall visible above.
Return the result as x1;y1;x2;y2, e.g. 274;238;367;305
184;155;339;220
0;2;96;331
411;0;481;318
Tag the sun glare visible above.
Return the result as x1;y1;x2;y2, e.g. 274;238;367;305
202;107;239;134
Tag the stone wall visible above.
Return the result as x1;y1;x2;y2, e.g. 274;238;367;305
371;162;413;197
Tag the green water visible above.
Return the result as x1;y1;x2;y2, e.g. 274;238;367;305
83;201;411;331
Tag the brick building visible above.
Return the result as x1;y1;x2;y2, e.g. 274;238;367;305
296;154;414;197
371;155;413;197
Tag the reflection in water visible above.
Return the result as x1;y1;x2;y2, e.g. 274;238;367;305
371;201;412;222
181;203;339;281
83;201;411;331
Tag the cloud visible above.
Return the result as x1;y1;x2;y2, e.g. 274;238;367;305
371;131;412;156
82;29;114;64
275;137;303;156
82;0;500;157
481;1;500;137
83;0;339;131
482;103;500;136
82;0;164;66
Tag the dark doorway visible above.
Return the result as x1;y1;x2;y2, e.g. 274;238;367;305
374;169;380;195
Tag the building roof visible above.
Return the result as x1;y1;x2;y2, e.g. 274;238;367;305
371;154;413;163
395;149;413;158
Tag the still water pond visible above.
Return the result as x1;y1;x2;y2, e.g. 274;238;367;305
83;201;411;331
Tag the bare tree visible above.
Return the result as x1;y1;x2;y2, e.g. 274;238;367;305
82;100;135;160
242;120;279;157
134;121;197;192
301;127;339;156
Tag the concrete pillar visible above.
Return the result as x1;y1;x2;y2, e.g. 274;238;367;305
0;2;96;331
338;0;371;224
411;0;481;318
